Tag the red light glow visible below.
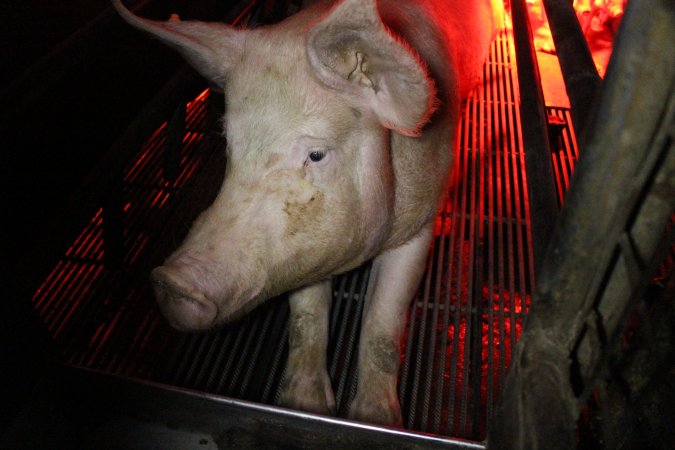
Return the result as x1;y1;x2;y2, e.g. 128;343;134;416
573;0;625;77
527;0;626;77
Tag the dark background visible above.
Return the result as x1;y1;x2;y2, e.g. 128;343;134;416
1;0;240;267
0;0;241;432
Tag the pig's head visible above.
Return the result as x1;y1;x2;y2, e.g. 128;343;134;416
114;0;436;331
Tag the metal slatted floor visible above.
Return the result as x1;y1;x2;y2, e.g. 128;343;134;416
30;24;578;442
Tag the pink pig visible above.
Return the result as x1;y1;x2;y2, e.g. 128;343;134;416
114;0;501;426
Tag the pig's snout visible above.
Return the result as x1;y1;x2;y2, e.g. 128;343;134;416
151;265;218;331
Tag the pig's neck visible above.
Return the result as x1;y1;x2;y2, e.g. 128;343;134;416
378;0;461;250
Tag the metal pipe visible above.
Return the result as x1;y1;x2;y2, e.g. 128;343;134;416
165;101;186;184
103;173;125;269
542;0;602;138
509;0;560;279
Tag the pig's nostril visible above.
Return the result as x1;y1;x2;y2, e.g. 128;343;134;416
151;266;218;331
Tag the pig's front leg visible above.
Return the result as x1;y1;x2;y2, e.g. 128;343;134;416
348;227;432;427
277;280;336;416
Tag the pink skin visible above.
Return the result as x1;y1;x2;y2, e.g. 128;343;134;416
149;118;389;331
151;253;220;331
150;128;386;331
148;38;394;331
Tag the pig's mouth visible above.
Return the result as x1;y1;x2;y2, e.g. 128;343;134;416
151;266;219;331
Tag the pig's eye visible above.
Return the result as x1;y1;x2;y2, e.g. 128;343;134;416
308;150;325;162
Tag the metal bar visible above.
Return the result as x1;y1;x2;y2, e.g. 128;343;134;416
339;265;369;414
431;209;454;434
204;331;236;391
51;265;104;340
163;333;192;384
447;106;464;435
183;333;213;388
118;307;161;376
226;316;264;395
102;173;126;269
433;188;460;434
509;0;559;275
171;334;202;386
328;269;360;384
542;0;602;137
165;102;186;184
494;32;507;404
216;325;248;394
124;125;166;183
262;302;289;403
399;268;420;424
409;246;435;429
469;78;487;437
485;42;497;426
460;93;477;437
495;31;512;391
237;305;277;397
503;26;520;359
329;275;347;340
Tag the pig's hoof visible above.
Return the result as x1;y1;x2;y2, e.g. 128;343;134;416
277;370;336;416
347;392;403;428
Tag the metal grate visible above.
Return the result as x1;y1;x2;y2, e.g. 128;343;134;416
547;106;580;206
398;27;535;440
29;23;576;442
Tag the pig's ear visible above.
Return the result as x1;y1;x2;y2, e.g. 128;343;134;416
307;0;436;136
112;0;244;88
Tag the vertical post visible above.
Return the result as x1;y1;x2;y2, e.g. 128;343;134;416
510;0;560;278
102;171;125;269
164;101;185;184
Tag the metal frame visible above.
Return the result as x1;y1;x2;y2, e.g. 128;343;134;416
542;0;602;137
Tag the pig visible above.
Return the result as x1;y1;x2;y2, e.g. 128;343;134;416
113;0;501;427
